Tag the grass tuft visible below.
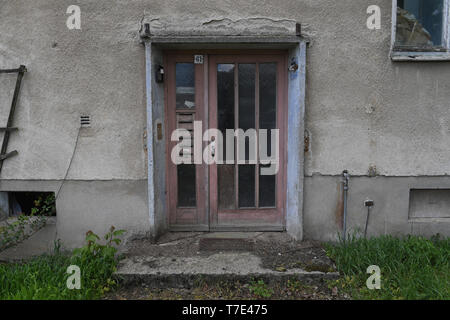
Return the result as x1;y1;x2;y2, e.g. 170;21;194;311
0;227;124;300
326;234;450;300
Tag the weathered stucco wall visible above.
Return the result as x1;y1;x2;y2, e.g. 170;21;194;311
1;0;449;243
1;0;449;179
304;175;450;241
0;0;147;180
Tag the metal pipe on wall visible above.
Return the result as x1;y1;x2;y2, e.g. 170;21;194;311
342;170;349;240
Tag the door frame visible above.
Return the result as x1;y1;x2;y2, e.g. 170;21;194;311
143;38;306;239
164;50;288;231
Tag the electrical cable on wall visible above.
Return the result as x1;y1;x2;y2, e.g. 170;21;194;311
53;126;81;243
56;127;81;200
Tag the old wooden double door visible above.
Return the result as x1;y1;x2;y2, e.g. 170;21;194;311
165;51;288;231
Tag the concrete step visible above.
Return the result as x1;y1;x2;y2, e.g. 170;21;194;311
116;232;338;289
115;252;339;289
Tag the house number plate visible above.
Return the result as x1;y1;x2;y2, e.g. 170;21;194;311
194;55;204;64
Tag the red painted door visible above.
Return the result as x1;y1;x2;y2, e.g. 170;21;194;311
165;53;208;229
166;52;287;230
208;54;287;230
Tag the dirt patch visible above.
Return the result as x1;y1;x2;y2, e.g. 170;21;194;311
252;233;335;273
123;232;205;258
105;279;349;300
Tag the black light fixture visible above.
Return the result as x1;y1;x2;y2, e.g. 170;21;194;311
155;65;164;83
288;58;298;72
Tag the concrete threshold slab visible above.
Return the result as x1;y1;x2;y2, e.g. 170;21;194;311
116;253;338;288
116;232;338;288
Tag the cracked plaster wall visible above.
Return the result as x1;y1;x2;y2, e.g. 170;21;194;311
0;0;449;180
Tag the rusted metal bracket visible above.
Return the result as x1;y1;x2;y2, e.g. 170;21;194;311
0;151;18;161
0;68;25;74
0;65;27;175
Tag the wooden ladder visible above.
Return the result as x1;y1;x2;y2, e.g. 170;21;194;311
0;65;27;175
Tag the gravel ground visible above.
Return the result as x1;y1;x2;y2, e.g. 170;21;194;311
105;279;350;300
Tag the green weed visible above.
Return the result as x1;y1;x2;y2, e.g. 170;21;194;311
0;226;125;300
249;280;274;298
326;234;450;300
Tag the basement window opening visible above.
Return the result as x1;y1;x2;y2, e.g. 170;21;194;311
7;192;56;217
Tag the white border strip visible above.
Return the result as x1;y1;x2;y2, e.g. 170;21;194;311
144;41;156;237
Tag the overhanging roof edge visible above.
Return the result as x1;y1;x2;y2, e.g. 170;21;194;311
141;35;309;44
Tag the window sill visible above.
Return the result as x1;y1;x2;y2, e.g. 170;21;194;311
391;51;450;61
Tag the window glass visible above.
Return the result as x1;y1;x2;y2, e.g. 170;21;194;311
259;63;277;158
176;63;195;109
238;164;255;208
217;64;235;162
259;165;276;208
177;164;196;207
238;64;256;161
258;63;277;208
217;63;236;210
396;0;444;48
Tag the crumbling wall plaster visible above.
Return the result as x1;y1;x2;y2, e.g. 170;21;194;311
0;0;449;181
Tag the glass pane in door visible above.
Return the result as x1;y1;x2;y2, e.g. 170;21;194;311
258;63;277;207
177;164;196;207
259;164;276;207
239;164;255;208
217;64;236;210
216;60;278;211
176;63;195;109
176;63;197;208
238;64;256;162
238;64;256;208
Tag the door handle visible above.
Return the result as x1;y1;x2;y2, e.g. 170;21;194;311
211;139;216;158
211;142;216;157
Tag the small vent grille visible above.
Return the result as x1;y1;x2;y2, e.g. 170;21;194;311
80;115;91;128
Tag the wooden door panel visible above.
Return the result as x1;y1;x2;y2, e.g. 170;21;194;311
165;54;207;228
208;54;288;229
165;52;287;230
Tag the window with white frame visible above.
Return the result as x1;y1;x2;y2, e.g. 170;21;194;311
392;0;450;60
